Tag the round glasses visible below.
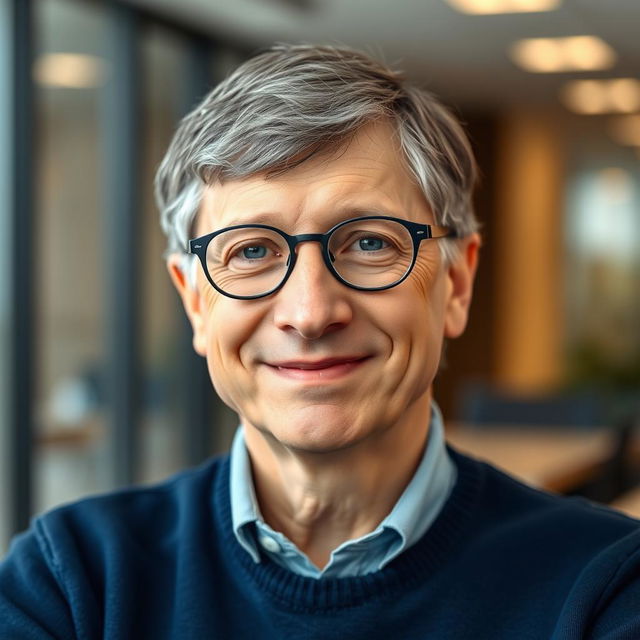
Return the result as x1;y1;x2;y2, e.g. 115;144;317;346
188;215;456;300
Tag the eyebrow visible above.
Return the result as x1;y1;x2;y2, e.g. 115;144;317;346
218;206;404;231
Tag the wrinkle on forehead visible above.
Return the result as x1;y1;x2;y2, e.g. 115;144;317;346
196;121;432;236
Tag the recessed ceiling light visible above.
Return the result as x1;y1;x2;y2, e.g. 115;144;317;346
608;79;640;112
446;0;561;14
33;53;108;89
608;115;640;147
510;36;616;73
561;80;608;114
561;78;640;114
596;168;633;206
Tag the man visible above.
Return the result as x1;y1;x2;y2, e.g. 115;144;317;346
1;44;639;639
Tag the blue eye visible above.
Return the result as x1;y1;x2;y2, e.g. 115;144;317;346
242;246;267;259
358;237;385;251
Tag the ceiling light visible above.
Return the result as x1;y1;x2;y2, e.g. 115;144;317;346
597;168;633;206
608;115;640;147
609;79;640;112
561;80;608;114
33;53;107;89
561;78;640;114
510;36;616;73
446;0;561;14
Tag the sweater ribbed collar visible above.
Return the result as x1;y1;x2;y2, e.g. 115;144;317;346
211;448;484;611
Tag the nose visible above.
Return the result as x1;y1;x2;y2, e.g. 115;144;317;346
272;242;353;340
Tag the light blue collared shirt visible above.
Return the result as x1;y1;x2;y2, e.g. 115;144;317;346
229;403;457;578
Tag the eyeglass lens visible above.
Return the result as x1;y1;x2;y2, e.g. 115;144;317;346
205;218;415;297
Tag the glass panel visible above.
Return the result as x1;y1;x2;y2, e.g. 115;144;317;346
33;0;109;513
139;26;238;481
565;163;640;395
0;0;13;553
138;25;187;483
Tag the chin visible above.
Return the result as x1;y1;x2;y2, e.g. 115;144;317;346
258;404;372;454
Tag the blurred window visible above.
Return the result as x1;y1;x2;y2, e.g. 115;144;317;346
138;25;189;484
34;0;110;513
565;165;640;389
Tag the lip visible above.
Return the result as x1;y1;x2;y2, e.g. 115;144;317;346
265;356;370;381
269;356;368;369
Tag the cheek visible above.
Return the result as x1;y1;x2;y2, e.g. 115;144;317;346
199;288;261;409
201;282;222;313
201;287;227;362
410;256;447;325
408;253;442;301
397;256;447;379
366;254;445;347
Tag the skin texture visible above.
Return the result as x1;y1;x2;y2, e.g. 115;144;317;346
169;122;480;567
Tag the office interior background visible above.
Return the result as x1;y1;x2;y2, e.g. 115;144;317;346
1;0;639;555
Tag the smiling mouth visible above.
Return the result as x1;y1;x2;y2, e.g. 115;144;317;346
265;356;371;381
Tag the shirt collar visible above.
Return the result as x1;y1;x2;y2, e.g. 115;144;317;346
378;402;455;562
229;403;456;573
229;425;263;562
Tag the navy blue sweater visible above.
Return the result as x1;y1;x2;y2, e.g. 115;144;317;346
1;449;640;639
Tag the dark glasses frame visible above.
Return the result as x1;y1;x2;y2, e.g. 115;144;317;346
189;215;457;300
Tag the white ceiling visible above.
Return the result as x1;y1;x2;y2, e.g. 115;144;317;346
124;0;640;109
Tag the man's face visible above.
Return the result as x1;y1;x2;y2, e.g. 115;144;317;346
170;122;478;454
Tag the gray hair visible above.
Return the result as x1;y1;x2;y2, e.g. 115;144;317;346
155;43;479;282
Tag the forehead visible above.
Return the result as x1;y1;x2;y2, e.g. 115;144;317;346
196;122;432;234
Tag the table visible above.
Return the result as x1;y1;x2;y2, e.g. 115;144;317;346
445;424;614;493
611;486;640;519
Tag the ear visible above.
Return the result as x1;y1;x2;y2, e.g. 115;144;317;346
167;254;208;356
443;233;481;339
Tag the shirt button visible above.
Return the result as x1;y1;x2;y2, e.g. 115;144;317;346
258;535;281;553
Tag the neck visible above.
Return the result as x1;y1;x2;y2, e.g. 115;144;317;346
243;394;432;569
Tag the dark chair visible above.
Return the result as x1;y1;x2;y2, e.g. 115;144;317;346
457;381;639;502
459;381;608;428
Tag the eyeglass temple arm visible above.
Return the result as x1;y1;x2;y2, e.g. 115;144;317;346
417;225;459;240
